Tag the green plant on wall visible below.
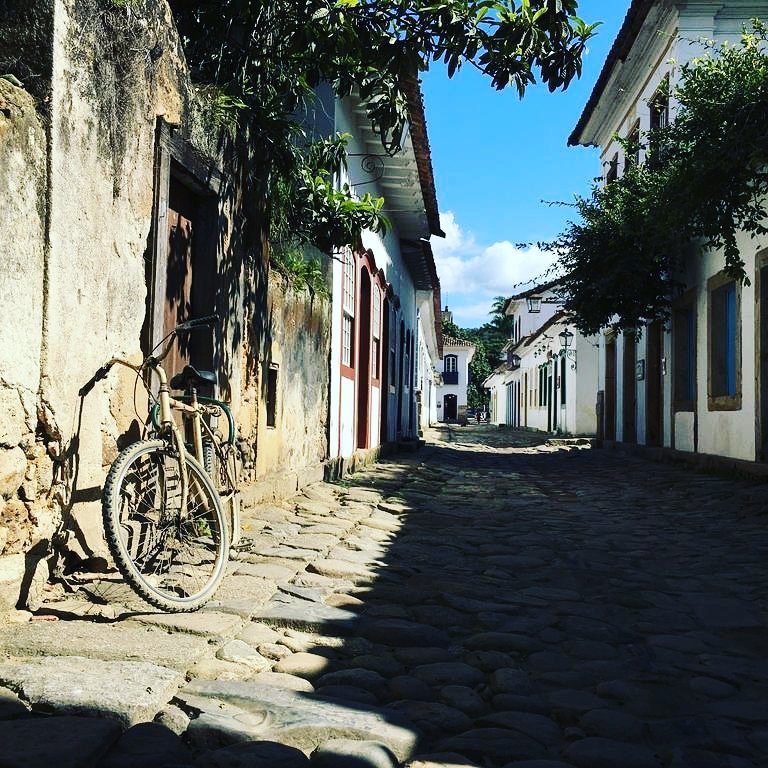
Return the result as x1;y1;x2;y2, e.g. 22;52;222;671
268;132;389;291
556;21;768;335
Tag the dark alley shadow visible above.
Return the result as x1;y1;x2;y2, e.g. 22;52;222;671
6;430;768;766
262;431;768;766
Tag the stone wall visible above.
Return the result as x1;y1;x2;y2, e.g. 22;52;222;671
0;77;52;608
0;0;238;609
238;269;331;503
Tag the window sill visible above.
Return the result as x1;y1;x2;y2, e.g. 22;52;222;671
707;394;742;411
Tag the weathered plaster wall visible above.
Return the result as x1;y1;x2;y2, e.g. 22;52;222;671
0;0;243;608
41;0;201;562
0;78;52;606
239;270;330;501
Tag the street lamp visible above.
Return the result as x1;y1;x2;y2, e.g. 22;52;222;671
510;353;521;369
526;295;542;313
558;327;577;370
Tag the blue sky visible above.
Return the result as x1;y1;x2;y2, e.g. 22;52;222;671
423;0;630;327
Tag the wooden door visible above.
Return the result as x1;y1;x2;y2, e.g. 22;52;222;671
605;338;617;440
444;394;457;421
356;269;372;449
622;333;637;443
524;372;528;426
163;178;215;383
380;299;390;441
646;321;663;447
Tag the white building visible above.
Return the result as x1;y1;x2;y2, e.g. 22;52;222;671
570;0;768;461
325;81;443;462
436;322;475;422
485;284;599;435
415;289;443;434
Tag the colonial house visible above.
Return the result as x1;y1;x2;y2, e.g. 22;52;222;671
415;290;444;434
485;284;598;435
570;0;768;465
326;84;443;467
436;311;476;423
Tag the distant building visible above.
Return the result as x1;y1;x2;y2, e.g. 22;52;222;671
484;284;598;435
436;327;475;422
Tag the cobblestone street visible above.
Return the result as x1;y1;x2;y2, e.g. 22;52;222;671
2;426;768;767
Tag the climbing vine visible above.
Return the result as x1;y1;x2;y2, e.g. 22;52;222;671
556;22;768;335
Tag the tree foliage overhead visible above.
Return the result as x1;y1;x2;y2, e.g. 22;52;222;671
556;22;768;335
169;0;596;261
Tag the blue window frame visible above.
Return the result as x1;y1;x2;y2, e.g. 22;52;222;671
710;279;740;405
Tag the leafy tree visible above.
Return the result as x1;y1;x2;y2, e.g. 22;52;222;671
556;21;768;334
169;0;597;262
489;294;514;336
441;302;512;408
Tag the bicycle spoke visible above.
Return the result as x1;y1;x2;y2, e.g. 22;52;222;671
104;442;228;608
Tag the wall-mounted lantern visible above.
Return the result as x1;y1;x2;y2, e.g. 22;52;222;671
510;353;521;369
526;295;542;313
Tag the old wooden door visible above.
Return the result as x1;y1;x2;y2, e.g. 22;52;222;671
646;321;663;447
356;268;372;449
622;333;637;443
163;178;215;382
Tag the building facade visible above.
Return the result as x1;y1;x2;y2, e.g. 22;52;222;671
436;331;476;423
485;284;598;435
327;86;443;464
570;0;768;461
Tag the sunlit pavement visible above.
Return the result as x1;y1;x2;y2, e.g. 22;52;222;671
2;426;768;767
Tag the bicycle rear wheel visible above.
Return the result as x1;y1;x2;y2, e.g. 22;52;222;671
203;439;242;549
102;439;229;612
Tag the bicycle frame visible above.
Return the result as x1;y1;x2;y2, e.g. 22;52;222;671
79;314;241;543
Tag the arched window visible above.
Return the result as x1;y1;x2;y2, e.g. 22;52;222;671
444;355;458;373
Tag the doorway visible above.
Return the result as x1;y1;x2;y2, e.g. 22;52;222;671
443;394;458;421
759;258;768;459
605;337;617;440
646;321;663;447
161;178;216;381
380;298;390;442
148;122;222;387
622;332;637;443
356;268;372;449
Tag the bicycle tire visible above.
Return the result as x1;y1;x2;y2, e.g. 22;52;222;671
102;439;230;612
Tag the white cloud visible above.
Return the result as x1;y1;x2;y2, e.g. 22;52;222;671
430;211;561;327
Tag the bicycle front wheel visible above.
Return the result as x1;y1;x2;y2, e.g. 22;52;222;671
102;439;229;612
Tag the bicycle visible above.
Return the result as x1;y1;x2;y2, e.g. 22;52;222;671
79;315;240;612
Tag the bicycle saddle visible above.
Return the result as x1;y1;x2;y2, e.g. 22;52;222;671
169;365;217;391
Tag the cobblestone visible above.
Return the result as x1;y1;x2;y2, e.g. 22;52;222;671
0;426;766;766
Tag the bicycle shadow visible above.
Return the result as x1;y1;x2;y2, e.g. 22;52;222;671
21;389;143;611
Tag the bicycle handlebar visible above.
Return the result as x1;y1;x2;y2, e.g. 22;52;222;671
78;362;114;397
79;315;219;396
176;314;218;331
